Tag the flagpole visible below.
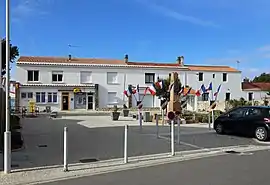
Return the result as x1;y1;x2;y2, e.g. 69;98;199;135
211;85;214;130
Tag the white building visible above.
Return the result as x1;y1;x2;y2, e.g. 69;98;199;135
15;55;242;112
241;82;270;104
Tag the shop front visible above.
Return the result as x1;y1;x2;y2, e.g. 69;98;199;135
73;88;95;110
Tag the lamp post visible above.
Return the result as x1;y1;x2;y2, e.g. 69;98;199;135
4;0;11;174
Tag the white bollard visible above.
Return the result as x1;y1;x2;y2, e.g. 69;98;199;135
156;114;159;138
211;110;214;129
63;127;68;172
177;118;180;145
124;125;128;163
171;120;175;156
138;110;142;131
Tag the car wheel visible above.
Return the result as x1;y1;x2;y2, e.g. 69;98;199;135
255;127;268;141
215;123;224;134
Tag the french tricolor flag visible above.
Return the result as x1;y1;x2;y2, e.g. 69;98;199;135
123;85;136;97
145;83;157;96
214;84;221;97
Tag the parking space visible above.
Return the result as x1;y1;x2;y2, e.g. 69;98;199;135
0;116;263;171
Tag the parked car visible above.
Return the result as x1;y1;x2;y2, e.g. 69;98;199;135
214;106;270;141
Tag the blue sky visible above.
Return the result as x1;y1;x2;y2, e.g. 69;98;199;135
0;0;270;79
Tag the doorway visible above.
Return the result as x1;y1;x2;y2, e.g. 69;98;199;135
87;93;94;110
62;93;69;110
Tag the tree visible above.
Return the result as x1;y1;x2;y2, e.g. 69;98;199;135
252;73;270;83
1;38;19;76
243;77;250;82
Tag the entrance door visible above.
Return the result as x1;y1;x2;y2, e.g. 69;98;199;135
88;95;93;110
62;95;69;110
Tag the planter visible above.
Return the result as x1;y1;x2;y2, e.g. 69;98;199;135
112;112;120;121
123;109;129;117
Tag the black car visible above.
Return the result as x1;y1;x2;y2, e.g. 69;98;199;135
214;106;270;141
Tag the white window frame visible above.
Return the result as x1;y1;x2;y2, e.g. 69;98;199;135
36;92;46;103
107;72;118;84
107;92;117;104
52;71;63;83
80;71;92;84
27;70;39;82
48;92;58;103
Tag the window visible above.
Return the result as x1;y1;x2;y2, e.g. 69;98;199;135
198;72;203;81
248;92;253;101
27;70;39;82
245;108;262;117
229;108;248;118
145;73;155;83
52;71;63;82
48;92;57;103
223;73;227;82
27;92;33;98
107;92;117;104
36;92;46;103
107;72;118;84
21;92;26;99
225;92;231;101
213;73;215;78
80;71;92;84
202;93;209;101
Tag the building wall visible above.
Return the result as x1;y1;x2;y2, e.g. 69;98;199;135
16;64;243;110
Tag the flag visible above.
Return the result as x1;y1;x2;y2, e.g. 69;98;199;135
184;87;192;96
157;80;164;89
123;85;136;97
201;84;207;93
146;83;157;95
207;82;212;91
195;89;201;96
214;84;221;97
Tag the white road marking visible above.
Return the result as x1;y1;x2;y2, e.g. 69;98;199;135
252;138;270;145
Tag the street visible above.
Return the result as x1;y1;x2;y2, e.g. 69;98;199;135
0;116;263;171
44;150;270;185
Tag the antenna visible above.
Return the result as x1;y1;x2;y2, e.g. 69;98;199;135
236;60;240;69
68;44;81;57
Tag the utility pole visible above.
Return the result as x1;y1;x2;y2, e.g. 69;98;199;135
4;0;11;174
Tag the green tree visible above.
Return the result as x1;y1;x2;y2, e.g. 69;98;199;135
252;73;270;82
1;38;20;76
155;77;182;98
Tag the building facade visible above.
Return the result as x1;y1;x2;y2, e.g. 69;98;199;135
241;82;270;105
15;55;242;112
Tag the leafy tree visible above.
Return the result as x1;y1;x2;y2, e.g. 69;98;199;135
267;91;270;96
155;76;182;98
243;77;250;82
1;38;19;76
252;73;270;83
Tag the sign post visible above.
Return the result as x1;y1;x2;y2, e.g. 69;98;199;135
167;111;175;156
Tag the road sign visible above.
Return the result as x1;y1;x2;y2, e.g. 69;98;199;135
167;111;175;120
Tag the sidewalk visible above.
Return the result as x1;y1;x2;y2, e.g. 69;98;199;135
1;144;266;185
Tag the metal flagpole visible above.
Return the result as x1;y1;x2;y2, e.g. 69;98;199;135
4;0;11;174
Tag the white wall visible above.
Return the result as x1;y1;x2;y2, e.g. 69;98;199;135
16;64;243;108
241;90;269;101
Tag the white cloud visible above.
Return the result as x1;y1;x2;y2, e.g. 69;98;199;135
257;45;270;52
12;0;53;22
135;0;218;27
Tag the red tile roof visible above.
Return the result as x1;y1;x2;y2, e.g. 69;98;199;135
17;56;239;72
242;82;270;91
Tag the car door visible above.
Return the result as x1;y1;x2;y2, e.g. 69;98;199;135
238;108;264;135
226;107;248;133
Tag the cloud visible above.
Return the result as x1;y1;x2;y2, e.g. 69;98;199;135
135;0;218;27
257;45;270;52
12;0;53;22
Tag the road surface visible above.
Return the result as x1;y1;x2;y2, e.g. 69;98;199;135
44;150;270;185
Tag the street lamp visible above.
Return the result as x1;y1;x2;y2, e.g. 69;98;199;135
4;0;11;174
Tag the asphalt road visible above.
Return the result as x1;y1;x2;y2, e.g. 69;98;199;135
44;150;270;185
0;117;261;170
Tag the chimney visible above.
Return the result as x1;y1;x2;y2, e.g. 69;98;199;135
68;54;72;61
124;54;128;63
177;56;184;66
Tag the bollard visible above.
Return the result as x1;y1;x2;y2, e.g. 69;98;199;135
124;125;128;163
63;127;68;172
211;110;214;130
138;110;142;131
208;112;211;130
177;118;180;145
156;114;159;138
171;120;175;156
